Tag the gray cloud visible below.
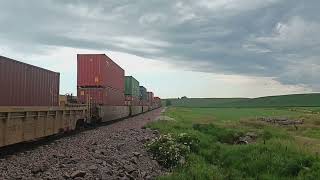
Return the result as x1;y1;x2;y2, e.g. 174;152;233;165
0;0;319;90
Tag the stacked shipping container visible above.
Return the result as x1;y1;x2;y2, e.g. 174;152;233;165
125;76;140;97
147;92;154;106
77;54;125;106
0;56;60;106
124;76;140;106
77;87;125;106
153;97;162;108
139;86;148;105
77;54;124;90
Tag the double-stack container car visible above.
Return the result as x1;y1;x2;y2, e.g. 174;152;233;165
125;76;140;104
124;76;143;114
139;86;147;101
0;54;161;149
147;92;154;107
139;86;149;112
0;56;88;148
77;54;150;122
153;97;162;109
77;54;125;106
77;54;130;121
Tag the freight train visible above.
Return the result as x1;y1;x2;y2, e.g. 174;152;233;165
0;55;162;148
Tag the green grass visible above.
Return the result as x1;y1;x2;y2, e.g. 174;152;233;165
167;93;320;108
166;98;248;108
148;107;320;180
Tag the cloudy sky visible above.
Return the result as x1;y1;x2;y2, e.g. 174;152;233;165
0;0;319;98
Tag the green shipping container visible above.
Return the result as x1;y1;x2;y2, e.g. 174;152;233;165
125;76;140;97
140;86;147;100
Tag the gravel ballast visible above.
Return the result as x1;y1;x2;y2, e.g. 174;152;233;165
0;108;165;180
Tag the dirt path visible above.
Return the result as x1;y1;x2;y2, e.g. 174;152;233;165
0;108;165;180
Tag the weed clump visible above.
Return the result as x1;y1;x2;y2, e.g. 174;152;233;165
262;130;273;144
193;123;243;144
147;133;199;168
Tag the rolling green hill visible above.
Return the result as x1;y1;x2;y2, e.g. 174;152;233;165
166;98;248;107
166;93;320;108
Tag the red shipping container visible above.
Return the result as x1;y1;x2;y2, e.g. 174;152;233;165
0;56;59;106
154;97;161;106
77;87;125;106
147;92;154;104
77;54;124;91
154;97;160;102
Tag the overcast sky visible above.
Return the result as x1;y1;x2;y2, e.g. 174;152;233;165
0;0;319;98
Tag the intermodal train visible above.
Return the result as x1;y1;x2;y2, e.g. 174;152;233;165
0;54;162;148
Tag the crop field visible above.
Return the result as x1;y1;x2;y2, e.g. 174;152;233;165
147;107;320;179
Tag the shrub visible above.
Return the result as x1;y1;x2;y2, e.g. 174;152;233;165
147;134;190;168
176;133;200;152
298;162;320;180
147;133;200;168
282;156;314;176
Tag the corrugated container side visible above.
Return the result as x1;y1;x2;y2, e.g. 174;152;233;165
77;54;124;91
77;87;125;106
125;95;140;106
98;106;130;122
105;55;125;91
147;92;154;104
153;97;161;107
139;86;147;100
0;56;59;106
139;100;148;106
125;76;140;97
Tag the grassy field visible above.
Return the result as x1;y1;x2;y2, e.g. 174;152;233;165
167;93;320;108
166;98;248;108
147;107;320;180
